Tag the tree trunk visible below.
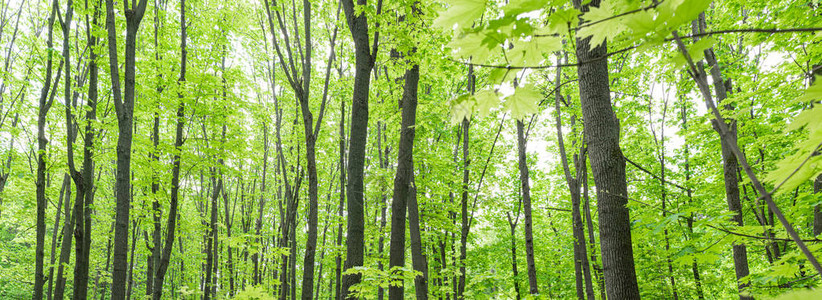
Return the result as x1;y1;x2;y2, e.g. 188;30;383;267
146;1;164;296
572;1;640;298
73;2;99;297
204;124;226;300
151;2;187;297
47;175;69;300
582;157;606;300
681;100;705;300
53;176;74;300
408;173;428;300
387;59;421;299
816;175;822;236
811;69;822;236
33;1;59;297
694;13;752;299
507;205;522;300
516;120;539;295
339;0;379;296
334;91;346;300
105;0;149;297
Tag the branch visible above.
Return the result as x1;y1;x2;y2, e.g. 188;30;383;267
451;27;822;70
624;155;691;193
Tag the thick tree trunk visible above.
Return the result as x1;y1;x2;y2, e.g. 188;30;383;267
572;1;640;298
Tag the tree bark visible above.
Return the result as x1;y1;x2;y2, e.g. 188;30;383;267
339;0;380;296
516;120;539;295
572;0;640;298
73;1;99;297
53;176;74;300
151;1;187;297
46;174;70;300
33;1;60;297
680;97;705;300
507;204;522;300
388;58;421;299
693;14;752;299
104;0;149;297
334;89;346;300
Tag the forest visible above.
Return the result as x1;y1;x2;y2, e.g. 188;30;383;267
0;0;821;299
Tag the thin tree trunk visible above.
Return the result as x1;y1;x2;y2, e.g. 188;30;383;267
224;181;236;296
151;1;186;297
46;174;69;300
516;119;539;295
572;1;640;298
680;98;705;300
339;0;380;296
53;176;74;300
816;176;822;235
582;157;606;300
204;124;226;300
126;219;140;300
33;1;59;297
73;2;99;298
388;56;421;299
105;0;149;297
408;173;428;300
334;90;346;300
507;201;522;300
551;53;592;300
811;68;822;237
146;1;164;296
692;14;751;299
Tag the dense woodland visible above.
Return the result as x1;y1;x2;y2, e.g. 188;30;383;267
0;0;821;299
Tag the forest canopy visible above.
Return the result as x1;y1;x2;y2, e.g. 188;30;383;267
0;0;821;299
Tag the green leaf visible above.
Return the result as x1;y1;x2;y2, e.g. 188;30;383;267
577;1;625;48
450;94;473;124
671;37;715;68
507;36;562;66
434;0;486;31
473;90;501;117
503;0;544;17
546;8;580;34
488;68;513;85
770;289;822;300
504;85;541;120
668;0;712;29
448;31;499;64
793;75;822;104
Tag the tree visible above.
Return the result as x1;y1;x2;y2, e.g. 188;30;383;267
104;0;150;297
